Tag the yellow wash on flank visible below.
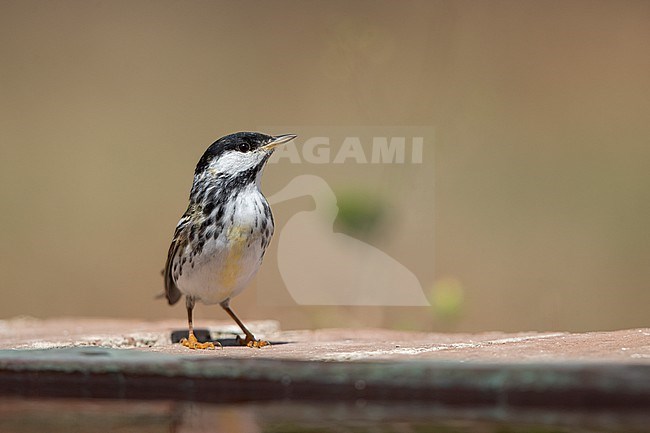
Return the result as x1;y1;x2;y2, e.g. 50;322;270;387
219;224;251;288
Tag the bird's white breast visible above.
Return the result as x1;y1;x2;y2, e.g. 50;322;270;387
175;184;273;305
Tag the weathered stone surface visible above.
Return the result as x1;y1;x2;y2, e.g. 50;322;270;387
1;318;648;363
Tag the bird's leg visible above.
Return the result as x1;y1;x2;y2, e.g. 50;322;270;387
180;296;217;350
220;301;270;348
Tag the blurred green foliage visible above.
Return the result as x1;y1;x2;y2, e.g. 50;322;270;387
334;190;387;239
430;277;465;321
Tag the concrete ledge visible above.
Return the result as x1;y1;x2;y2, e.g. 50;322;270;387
0;319;649;413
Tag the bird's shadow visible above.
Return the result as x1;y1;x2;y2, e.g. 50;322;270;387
170;329;290;347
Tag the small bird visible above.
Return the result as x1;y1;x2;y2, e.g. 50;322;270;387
164;132;296;349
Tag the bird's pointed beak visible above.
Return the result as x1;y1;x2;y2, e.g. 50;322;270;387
262;134;297;151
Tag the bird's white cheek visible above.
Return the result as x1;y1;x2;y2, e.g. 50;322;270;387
210;151;264;176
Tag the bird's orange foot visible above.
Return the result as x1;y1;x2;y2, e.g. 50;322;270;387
180;333;219;350
237;335;270;348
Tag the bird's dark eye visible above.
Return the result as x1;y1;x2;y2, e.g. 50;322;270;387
237;142;251;153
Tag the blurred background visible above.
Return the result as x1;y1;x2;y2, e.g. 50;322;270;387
1;0;648;333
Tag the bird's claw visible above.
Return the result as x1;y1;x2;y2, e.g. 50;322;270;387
236;334;270;348
180;333;220;350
